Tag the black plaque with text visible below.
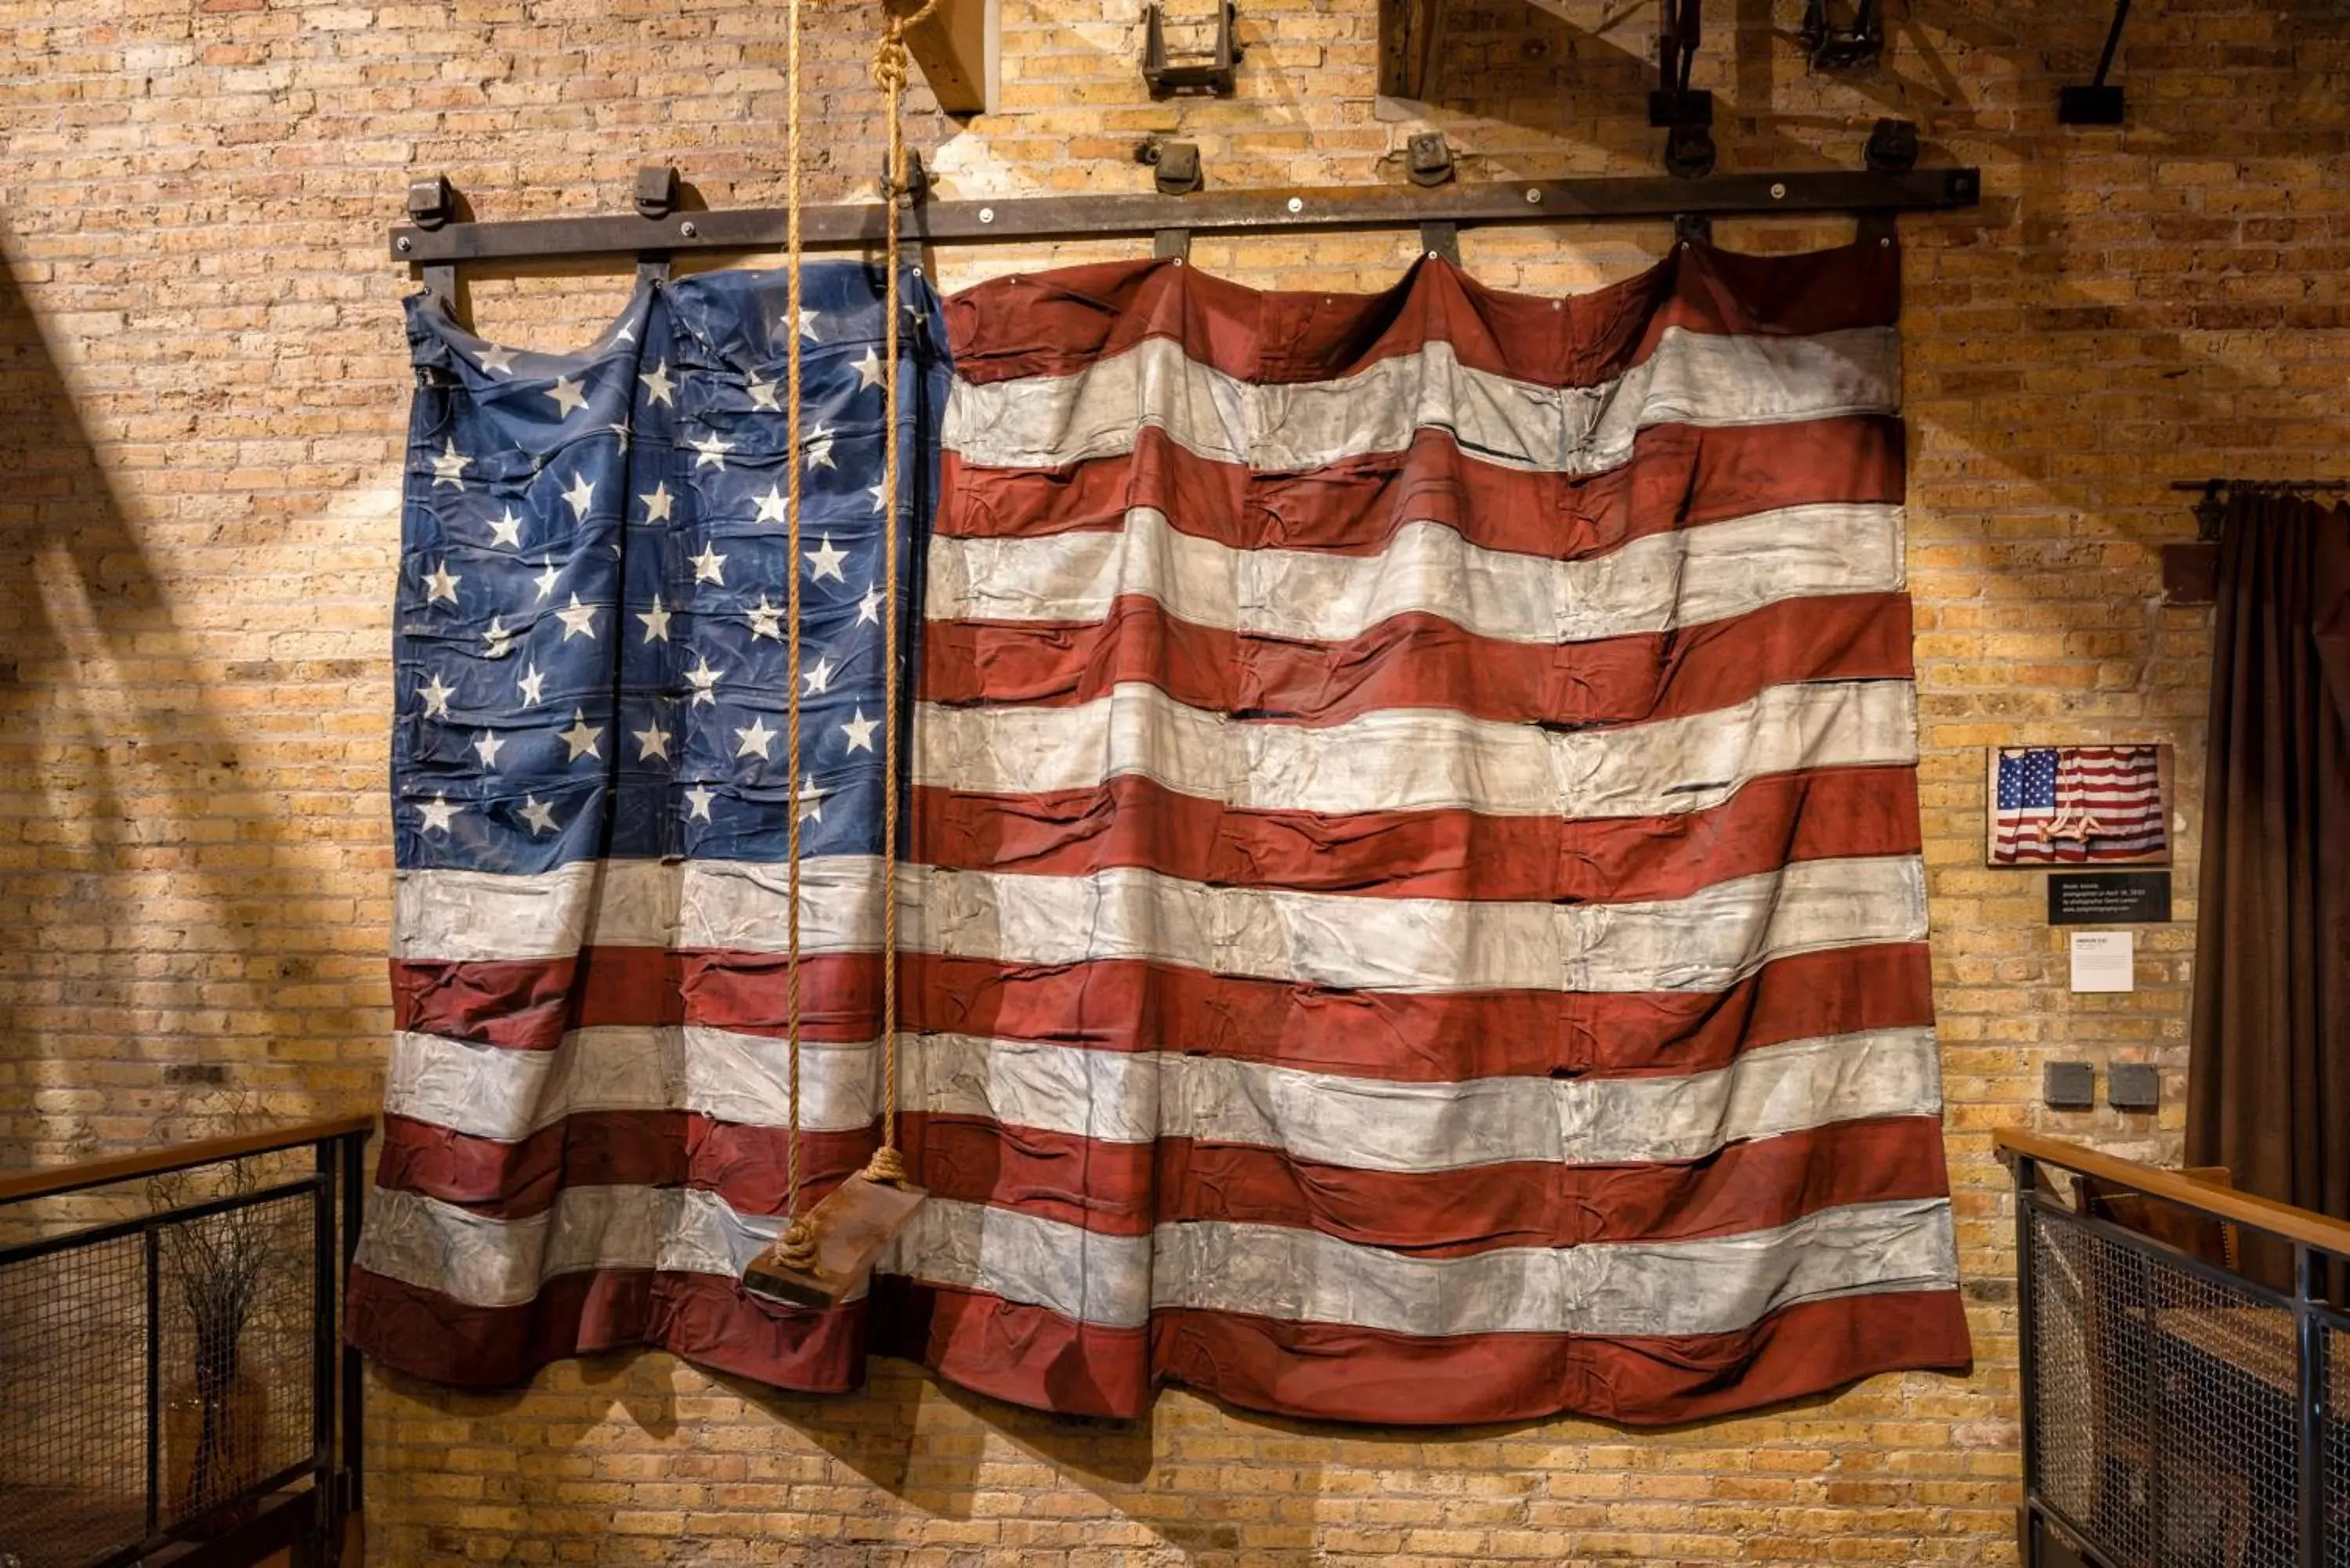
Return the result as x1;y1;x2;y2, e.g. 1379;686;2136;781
2048;870;2172;925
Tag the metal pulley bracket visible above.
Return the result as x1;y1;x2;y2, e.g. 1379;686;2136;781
1143;2;1242;97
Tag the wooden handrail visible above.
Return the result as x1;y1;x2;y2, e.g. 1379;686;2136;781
0;1113;375;1205
1998;1128;2350;1259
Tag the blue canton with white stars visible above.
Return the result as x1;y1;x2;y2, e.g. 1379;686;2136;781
1995;747;2060;814
393;266;950;873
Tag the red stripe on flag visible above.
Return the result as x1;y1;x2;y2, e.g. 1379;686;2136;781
387;935;1932;1083
343;1266;867;1395
370;1109;1952;1251
393;951;882;1048
868;1280;1968;1425
1139;1286;1972;1426
920;591;1914;728
915;765;1922;905
906;941;1933;1080
937;419;1905;559
945;245;1897;389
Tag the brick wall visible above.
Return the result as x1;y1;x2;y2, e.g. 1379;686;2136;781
5;0;2343;1560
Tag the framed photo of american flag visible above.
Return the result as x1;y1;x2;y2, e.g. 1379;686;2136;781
1985;743;2175;866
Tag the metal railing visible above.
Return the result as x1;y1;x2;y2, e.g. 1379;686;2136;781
0;1117;371;1568
2003;1129;2350;1568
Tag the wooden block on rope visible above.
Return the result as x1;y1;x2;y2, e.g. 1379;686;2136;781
743;1177;927;1309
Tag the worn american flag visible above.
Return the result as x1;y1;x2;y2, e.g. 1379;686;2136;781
352;243;1970;1425
1993;744;2168;864
905;245;1969;1424
347;264;952;1389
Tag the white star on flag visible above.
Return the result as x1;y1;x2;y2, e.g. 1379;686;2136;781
419;673;456;719
754;485;788;526
747;594;783;641
686;657;724;706
803;657;834;695
424;560;461;605
432;440;469;490
640;483;674;523
639;361;675;407
735;716;778;760
855;584;884;626
866;480;888;512
555;594;598;641
685;784;715;822
516;663;546;705
805;536;848;582
418;793;461;833
689;432;732;470
748;375;779;412
473;730;507;769
840;708;878;753
546;376;588;418
797;774;824;822
482;618;514;659
691;543;727;585
637;598;673;643
559;710;603;761
798;309;820;341
803;423;837;470
852;347;884;390
562;473;596;521
533;562;561;602
487;508;524;548
476;345;515;377
519;796;559;836
634;725;671;762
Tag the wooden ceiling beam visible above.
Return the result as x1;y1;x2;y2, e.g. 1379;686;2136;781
1379;0;1452;102
901;0;997;117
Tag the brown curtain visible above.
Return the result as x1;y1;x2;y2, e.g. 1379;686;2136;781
2186;492;2350;1252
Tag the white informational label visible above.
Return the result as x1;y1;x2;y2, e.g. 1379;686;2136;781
2070;930;2135;993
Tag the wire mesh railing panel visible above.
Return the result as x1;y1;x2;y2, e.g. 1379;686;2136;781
0;1233;148;1568
153;1188;315;1531
2328;1321;2350;1568
2029;1206;2156;1564
2143;1255;2299;1568
2027;1201;2309;1568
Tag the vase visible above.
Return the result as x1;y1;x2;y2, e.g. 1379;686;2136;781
162;1364;270;1526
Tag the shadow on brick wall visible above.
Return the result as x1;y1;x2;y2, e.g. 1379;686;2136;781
0;255;295;1158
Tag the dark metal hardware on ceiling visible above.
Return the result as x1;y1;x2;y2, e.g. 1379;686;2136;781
406;174;454;230
1799;0;1883;71
2059;0;2131;124
1137;138;1205;196
1650;0;1715;179
1406;132;1456;188
1864;118;1918;175
387;166;1979;272
633;165;680;220
884;150;931;206
1143;2;1242;97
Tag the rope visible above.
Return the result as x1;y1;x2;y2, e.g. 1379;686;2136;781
775;0;817;1273
861;0;938;1190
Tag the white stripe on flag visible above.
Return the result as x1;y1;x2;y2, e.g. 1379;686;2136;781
913;678;1919;819
356;1183;1955;1339
906;854;1927;994
942;327;1900;475
926;503;1907;645
381;1023;1942;1170
392;854;885;962
1147;1198;1957;1338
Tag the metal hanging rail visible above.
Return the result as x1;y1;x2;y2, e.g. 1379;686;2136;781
389;166;1982;266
